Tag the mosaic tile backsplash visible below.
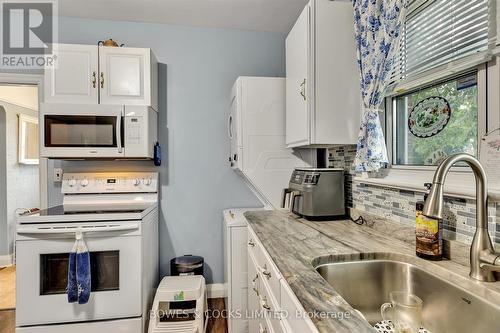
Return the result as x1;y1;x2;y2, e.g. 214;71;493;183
329;145;500;245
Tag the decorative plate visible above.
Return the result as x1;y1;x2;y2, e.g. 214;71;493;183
408;96;451;138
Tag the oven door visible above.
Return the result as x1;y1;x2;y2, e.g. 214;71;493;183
40;103;124;158
15;222;142;327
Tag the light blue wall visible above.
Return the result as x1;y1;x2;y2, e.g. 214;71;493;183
0;107;7;256
47;17;286;283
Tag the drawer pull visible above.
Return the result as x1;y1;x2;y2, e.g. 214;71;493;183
261;264;272;279
260;297;271;311
248;239;255;247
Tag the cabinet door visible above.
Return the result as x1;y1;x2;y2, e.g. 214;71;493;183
248;252;261;333
313;0;362;145
99;47;151;106
44;44;99;104
285;5;310;147
229;226;249;333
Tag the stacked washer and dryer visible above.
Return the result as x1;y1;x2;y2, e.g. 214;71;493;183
223;77;316;333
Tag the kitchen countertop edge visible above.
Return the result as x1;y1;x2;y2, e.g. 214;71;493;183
244;209;500;333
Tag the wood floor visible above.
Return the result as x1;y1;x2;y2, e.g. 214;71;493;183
206;298;228;333
0;266;16;333
0;310;15;333
0;266;227;333
0;266;15;310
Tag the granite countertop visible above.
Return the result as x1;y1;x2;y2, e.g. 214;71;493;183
244;209;500;333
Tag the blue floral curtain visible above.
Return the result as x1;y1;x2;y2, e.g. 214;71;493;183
352;0;409;172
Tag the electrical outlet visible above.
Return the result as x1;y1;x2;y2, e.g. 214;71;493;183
53;168;63;182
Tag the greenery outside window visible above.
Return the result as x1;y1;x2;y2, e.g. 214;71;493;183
392;73;479;166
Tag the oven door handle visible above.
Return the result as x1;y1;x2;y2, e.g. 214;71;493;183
17;224;139;235
116;112;123;154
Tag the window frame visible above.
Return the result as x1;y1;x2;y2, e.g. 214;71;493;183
18;113;39;165
385;63;488;172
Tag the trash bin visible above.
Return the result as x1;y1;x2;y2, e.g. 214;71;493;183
170;255;204;276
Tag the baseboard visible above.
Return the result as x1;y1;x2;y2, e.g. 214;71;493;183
0;254;13;267
207;283;227;299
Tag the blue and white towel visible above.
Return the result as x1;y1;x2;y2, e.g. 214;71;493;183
67;231;91;304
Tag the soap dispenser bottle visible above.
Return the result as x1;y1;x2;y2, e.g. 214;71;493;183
416;183;443;260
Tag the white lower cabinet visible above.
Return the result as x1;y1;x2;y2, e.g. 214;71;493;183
248;251;264;333
247;226;318;333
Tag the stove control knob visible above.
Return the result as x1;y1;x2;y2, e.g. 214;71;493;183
143;178;152;186
80;179;89;187
68;179;77;187
132;178;141;186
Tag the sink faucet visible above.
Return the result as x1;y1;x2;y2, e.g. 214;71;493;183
423;153;500;282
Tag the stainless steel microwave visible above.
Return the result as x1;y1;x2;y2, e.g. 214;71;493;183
40;103;157;159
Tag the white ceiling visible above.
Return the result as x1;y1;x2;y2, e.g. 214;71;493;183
59;0;310;33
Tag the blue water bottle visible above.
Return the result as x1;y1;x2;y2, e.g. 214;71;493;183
154;142;161;166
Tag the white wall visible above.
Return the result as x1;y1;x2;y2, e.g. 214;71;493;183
0;101;39;256
0;85;39;111
44;17;285;283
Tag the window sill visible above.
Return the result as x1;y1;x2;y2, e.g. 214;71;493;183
352;168;500;201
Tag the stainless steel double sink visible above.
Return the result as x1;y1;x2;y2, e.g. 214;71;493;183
314;253;500;333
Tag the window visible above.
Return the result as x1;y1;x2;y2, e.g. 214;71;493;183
387;0;491;167
393;0;490;82
393;73;478;166
18;114;39;165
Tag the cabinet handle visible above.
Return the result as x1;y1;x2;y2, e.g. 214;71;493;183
252;273;259;295
91;71;97;88
100;72;104;89
248;239;255;247
289;191;301;213
300;78;306;101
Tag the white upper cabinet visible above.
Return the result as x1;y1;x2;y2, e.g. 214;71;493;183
286;0;362;148
99;46;157;109
285;5;310;147
44;44;158;110
44;44;99;104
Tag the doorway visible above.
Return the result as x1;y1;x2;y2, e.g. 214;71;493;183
0;84;39;316
0;74;45;333
0;84;40;255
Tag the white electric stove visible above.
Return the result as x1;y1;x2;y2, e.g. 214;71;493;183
15;172;159;333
